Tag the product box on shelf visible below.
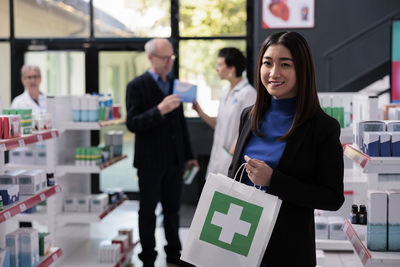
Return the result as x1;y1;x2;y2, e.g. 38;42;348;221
388;190;400;251
118;228;133;248
19;228;39;267
0;170;26;185
5;230;19;267
315;216;329;239
39;232;52;256
0;184;19;205
392;132;400;156
17;170;43;195
76;195;91;212
90;194;108;213
63;195;77;212
98;242;120;264
0;247;10;267
328;217;346;240
112;235;129;254
367;191;387;251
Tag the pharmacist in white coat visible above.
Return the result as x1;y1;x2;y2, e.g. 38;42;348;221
193;47;256;176
11;65;44;115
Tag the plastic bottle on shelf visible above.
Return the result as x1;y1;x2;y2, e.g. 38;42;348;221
105;93;113;120
98;93;106;121
350;204;359;224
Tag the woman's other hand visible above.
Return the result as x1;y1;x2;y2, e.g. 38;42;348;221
244;155;272;186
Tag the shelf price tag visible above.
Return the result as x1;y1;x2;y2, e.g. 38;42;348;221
40;193;46;201
3;211;11;220
51;131;57;138
18;139;25;147
37;134;43;142
0;143;6;152
19;203;27;212
52;253;58;261
55;186;61;193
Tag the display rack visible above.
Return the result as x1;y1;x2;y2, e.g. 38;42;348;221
55;155;127;176
0;130;59;152
37;247;63;267
0;184;62;224
343;219;400;267
343;145;400;173
316;239;352;251
57;118;126;133
57;197;127;227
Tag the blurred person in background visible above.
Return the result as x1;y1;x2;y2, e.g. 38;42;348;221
11;65;44;115
193;47;256;177
125;38;198;267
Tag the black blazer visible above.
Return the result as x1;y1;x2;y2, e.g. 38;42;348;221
228;106;344;267
126;72;193;171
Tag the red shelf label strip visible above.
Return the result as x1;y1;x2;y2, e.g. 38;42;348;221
37;248;63;267
343;219;371;265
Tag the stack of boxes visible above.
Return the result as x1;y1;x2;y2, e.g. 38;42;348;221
367;190;400;251
63;193;109;213
314;216;346;240
355;121;400;157
98;228;134;265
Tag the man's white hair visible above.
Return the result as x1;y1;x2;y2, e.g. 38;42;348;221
144;38;170;55
21;65;41;77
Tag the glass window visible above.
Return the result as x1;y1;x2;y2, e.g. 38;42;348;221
99;51;149;193
25;51;86;96
15;0;90;38
179;40;246;117
93;0;170;37
0;1;10;38
180;0;246;37
0;43;11;108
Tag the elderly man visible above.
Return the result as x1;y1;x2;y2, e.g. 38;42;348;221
126;38;198;267
11;65;44;115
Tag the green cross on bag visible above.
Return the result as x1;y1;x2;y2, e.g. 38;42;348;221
199;191;263;256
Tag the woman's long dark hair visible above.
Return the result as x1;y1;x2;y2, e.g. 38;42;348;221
250;31;321;139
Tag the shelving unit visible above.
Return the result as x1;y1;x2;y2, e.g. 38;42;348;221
55;154;127;176
343;219;400;267
0;185;62;224
343;144;400;266
49;116;129;265
57;197;127;227
316;239;352;251
0;128;63;262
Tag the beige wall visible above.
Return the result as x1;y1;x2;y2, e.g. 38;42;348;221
0;43;11;108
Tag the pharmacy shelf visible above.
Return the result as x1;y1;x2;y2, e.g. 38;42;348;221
343;219;400;266
37;247;63;267
0;184;62;224
4;163;47;171
57;118;125;133
316;239;352;251
55;155;127;176
0;130;59;152
57;197;127;227
343;144;400;173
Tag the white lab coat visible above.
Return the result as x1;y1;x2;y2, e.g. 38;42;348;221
11;90;42;115
206;78;257;176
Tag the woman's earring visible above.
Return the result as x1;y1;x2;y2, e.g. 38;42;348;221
228;72;233;78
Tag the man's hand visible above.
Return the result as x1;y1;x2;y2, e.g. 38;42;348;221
186;159;200;172
158;94;181;116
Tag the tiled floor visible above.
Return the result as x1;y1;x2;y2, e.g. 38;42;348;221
58;200;356;267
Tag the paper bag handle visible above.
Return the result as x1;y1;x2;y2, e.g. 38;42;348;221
232;162;263;192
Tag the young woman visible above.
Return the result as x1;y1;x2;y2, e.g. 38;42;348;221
228;32;344;266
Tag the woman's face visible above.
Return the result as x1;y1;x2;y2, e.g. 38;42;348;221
260;44;297;99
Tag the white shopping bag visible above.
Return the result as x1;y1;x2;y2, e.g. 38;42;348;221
181;165;282;267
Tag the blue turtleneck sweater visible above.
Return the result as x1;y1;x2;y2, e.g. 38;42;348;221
242;97;296;190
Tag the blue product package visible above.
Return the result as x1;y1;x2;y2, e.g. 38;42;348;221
379;132;391;157
173;80;197;103
367;223;387;251
0;248;10;267
363;132;380;157
0;185;19;205
391;132;400;156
